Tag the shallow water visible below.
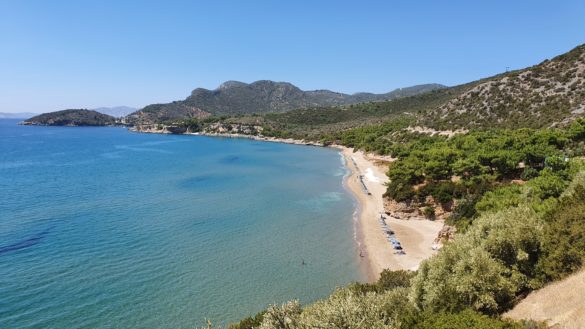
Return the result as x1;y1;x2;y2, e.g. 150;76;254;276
0;119;362;328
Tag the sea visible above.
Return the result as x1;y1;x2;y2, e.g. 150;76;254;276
0;119;363;328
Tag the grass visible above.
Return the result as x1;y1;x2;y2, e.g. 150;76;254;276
504;269;585;328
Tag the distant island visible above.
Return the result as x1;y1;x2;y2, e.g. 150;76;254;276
92;106;137;118
21;109;117;126
0;112;38;119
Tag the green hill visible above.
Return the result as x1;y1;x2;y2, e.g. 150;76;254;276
127;81;445;124
421;44;585;130
21;109;117;126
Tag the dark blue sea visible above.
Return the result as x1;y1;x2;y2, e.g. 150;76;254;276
0;119;362;328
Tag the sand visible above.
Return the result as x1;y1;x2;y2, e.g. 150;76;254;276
338;146;444;282
504;269;585;329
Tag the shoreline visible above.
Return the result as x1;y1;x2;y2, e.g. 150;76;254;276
132;128;444;282
337;146;445;282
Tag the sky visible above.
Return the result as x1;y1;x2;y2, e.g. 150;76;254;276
0;0;584;113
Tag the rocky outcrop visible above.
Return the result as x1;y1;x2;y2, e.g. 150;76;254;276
383;197;454;221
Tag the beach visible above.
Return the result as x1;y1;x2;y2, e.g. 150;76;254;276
338;146;444;282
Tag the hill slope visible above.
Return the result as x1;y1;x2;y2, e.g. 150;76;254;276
128;81;445;124
22;109;117;126
504;269;585;329
229;44;585;139
421;44;585;129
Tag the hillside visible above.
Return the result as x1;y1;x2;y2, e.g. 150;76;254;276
21;109;117;126
197;44;585;141
421;44;585;130
127;80;445;124
504;269;585;329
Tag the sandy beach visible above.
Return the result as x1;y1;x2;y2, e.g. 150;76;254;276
338;146;444;282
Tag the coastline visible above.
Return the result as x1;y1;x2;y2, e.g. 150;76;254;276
337;146;444;282
132;128;444;282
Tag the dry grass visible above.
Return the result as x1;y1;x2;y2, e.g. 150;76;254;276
504;269;585;329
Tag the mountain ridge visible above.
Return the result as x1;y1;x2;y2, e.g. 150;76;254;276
92;106;137;118
128;81;446;124
0;112;38;119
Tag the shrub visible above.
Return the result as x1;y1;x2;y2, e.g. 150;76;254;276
475;185;524;215
537;172;585;281
423;206;436;220
386;179;415;202
229;311;265;329
258;301;301;329
403;309;523;329
299;288;394;329
410;206;543;315
520;167;539;180
377;270;416;291
526;169;567;200
349;269;415;295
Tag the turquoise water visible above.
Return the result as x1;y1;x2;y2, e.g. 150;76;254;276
0;119;362;328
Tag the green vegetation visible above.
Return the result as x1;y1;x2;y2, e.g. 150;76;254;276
211;167;584;329
375;120;585;229
131;80;445;121
537;172;585;281
22;109;117;126
133;46;584;135
421;44;585;130
192;44;585;329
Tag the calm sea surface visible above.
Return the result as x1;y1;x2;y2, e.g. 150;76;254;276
0;119;362;328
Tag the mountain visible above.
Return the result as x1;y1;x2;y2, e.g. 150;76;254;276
237;44;585;139
0;112;38;119
92;106;137;118
21;109;117;126
128;81;445;124
420;44;585;130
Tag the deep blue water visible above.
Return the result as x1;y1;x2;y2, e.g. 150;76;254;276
0;119;362;328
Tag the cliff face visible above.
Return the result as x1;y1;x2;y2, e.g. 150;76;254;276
22;109;117;126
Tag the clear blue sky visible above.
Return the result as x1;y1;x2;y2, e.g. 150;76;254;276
1;0;584;113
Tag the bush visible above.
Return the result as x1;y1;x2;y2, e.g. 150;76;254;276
526;168;567;200
475;185;524;215
410;206;543;315
403;309;523;329
258;301;301;329
537;172;585;281
377;270;416;291
349;269;415;294
386;178;415;202
520;167;539;180
229;311;265;329
423;206;436;220
299;288;398;329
